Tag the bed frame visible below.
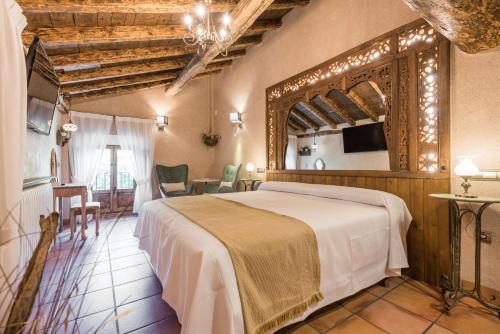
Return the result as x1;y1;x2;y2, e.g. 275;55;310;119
265;19;451;287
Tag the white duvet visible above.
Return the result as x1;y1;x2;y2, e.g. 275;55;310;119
134;181;412;334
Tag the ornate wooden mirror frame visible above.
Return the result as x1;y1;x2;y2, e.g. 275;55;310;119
266;19;450;177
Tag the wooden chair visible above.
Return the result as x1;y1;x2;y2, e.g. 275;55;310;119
70;201;100;239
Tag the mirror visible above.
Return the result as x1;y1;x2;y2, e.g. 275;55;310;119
284;80;390;170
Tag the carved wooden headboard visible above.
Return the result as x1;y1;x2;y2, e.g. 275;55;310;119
265;19;451;286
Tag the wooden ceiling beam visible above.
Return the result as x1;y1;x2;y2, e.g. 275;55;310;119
300;102;338;129
28;19;280;49
60;59;231;85
51;35;260;71
69;69;221;101
290;110;319;130
58;57;191;83
166;0;275;96
315;95;356;126
344;91;379;122
288;118;307;132
19;0;307;14
402;0;499;53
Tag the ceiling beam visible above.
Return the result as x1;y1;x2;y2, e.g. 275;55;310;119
290;110;319;130
166;0;275;96
51;35;260;71
27;19;280;49
315;95;356;126
18;0;308;14
344;91;379;122
70;69;221;101
300;102;338;128
58;57;191;83
402;0;499;53
288;118;307;132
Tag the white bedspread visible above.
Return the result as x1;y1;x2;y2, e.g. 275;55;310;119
134;182;412;334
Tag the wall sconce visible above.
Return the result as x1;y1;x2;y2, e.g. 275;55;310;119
229;112;242;128
155;115;168;131
311;133;318;151
454;156;479;198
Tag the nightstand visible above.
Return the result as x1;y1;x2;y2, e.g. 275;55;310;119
429;193;500;317
239;178;261;191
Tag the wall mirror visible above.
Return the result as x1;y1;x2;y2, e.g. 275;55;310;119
284;80;390;170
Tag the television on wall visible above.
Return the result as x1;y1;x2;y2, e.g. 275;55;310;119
25;37;59;136
342;122;387;153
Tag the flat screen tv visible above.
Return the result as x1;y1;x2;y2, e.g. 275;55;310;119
26;38;59;136
342;122;387;153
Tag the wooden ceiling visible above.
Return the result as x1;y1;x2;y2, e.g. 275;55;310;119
19;0;309;100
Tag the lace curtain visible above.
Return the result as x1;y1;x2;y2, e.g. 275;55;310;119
115;117;154;213
0;0;27;326
69;112;113;204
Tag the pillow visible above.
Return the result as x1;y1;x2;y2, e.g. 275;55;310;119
219;181;233;190
162;182;186;193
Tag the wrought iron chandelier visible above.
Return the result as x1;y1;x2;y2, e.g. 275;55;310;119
183;0;232;56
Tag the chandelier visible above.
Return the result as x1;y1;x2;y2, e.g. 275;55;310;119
183;0;232;56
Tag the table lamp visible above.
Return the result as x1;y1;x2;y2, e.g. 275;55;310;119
246;162;255;178
454;156;479;198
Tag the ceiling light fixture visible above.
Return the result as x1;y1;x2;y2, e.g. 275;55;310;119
183;0;232;56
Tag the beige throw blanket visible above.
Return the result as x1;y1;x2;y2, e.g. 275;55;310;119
162;195;323;334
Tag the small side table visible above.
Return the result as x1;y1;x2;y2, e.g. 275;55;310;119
239;178;261;191
192;178;220;195
52;183;88;240
429;193;500;317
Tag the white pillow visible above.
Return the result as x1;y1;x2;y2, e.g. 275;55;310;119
162;182;186;192
219;181;233;190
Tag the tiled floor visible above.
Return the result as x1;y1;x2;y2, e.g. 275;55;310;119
29;216;500;334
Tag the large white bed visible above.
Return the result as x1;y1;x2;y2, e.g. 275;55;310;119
134;181;412;334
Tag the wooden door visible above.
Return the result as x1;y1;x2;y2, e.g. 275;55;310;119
92;146;135;215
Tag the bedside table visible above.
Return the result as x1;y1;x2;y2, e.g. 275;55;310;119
429;193;500;317
239;178;261;191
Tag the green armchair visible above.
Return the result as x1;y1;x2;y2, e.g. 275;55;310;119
155;164;193;198
205;163;242;194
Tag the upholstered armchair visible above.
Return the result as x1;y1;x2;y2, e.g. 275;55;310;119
205;163;242;194
155;164;193;198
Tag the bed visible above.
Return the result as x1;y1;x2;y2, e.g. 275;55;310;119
134;181;412;334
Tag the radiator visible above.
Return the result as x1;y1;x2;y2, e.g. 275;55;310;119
19;183;53;273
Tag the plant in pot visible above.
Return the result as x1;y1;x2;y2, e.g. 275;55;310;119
202;77;221;147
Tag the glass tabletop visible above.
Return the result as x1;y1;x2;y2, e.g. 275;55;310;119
429;193;500;203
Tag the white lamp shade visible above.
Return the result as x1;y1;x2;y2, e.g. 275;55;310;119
454;156;479;177
246;162;255;173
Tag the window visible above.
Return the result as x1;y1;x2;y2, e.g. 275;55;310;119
117;149;134;190
93;149;111;191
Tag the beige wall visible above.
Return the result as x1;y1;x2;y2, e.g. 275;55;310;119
212;0;500;289
72;77;218;197
212;0;420;174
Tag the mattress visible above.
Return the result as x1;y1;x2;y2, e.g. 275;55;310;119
134;181;412;334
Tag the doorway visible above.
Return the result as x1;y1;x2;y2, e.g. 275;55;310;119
92;145;135;215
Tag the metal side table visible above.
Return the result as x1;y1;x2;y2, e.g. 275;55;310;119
430;193;500;318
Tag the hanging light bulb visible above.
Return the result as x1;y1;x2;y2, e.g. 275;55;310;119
184;15;193;27
195;3;205;17
61;96;78;133
222;13;231;26
311;133;318;151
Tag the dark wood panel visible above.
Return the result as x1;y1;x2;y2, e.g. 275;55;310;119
267;173;450;287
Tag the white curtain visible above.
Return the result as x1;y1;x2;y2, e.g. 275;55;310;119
115;117;154;213
69;112;113;205
285;135;298;170
0;0;27;326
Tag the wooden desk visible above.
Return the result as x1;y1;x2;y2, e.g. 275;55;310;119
52;184;88;240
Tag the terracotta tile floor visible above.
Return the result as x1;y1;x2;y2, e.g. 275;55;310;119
29;216;500;334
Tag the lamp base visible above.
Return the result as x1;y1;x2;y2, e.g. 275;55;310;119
455;193;478;199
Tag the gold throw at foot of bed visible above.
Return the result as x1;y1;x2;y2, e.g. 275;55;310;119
162;195;323;334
